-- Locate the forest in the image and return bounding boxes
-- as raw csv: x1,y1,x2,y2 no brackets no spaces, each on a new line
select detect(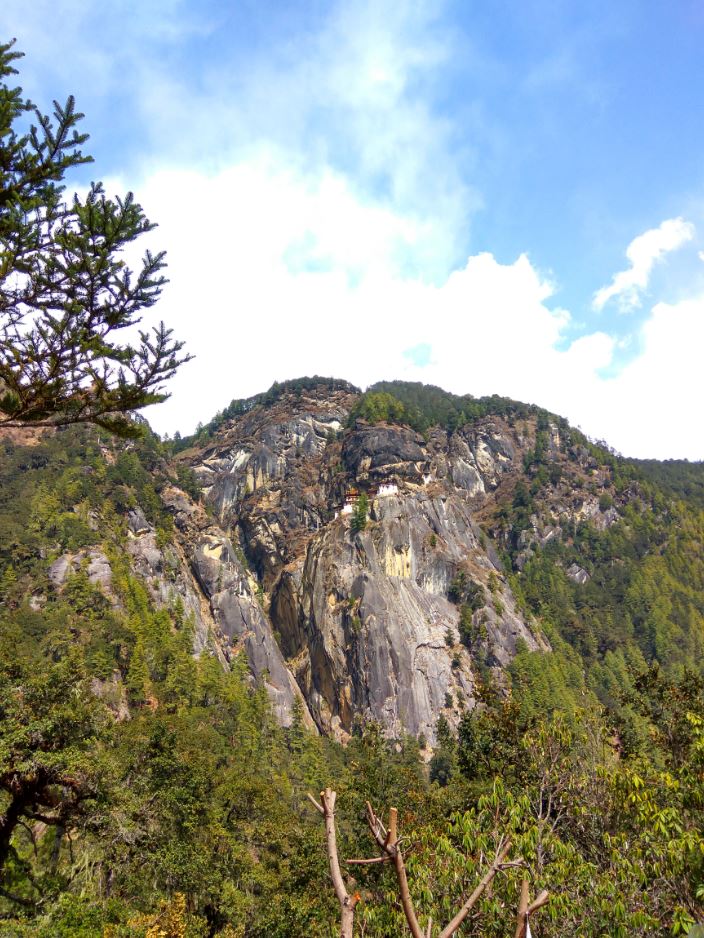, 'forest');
0,406,703,936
